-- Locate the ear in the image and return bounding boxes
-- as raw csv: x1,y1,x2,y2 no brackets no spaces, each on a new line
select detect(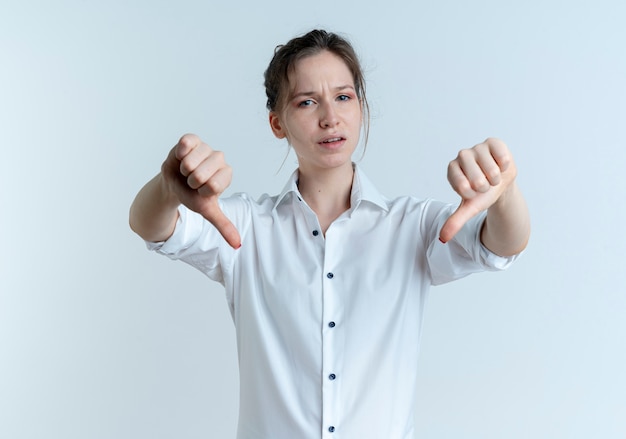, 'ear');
269,112,287,139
